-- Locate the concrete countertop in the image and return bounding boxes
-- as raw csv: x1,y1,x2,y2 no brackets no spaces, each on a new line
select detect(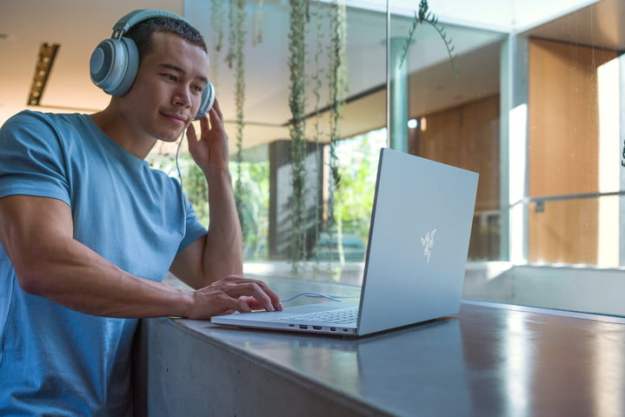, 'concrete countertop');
136,276,625,417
